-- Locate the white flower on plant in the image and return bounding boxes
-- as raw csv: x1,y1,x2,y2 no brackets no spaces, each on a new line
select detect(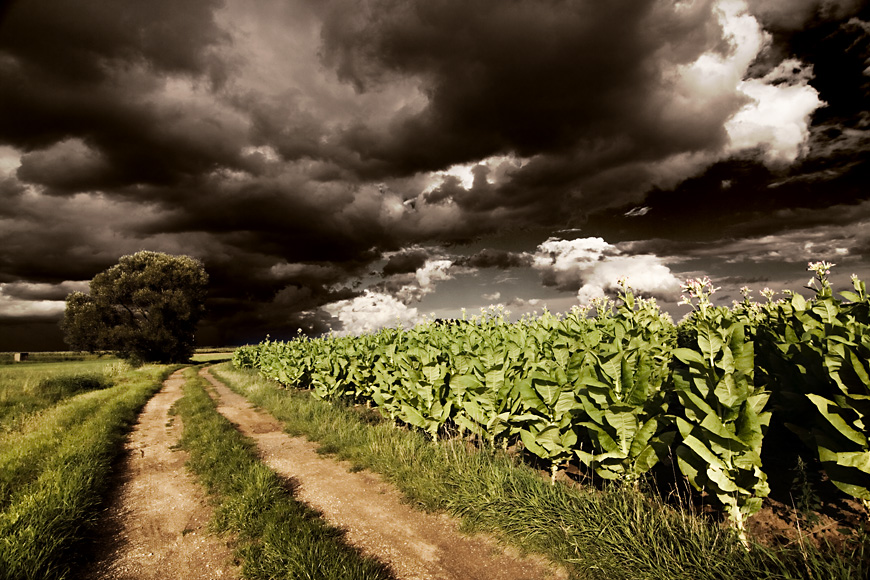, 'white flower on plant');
679,276,722,315
807,261,835,278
